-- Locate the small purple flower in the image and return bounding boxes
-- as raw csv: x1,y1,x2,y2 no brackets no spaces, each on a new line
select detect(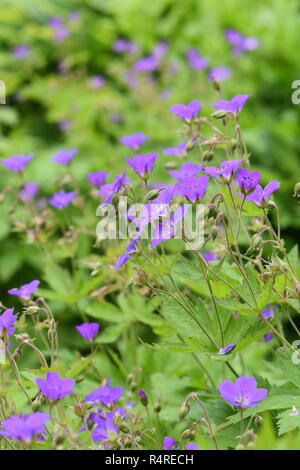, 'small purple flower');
204,159,243,183
169,162,203,181
237,181,281,208
8,280,40,300
186,443,199,450
151,205,188,248
0,412,50,444
89,75,106,89
261,305,275,320
114,39,139,54
13,44,30,59
76,322,100,342
164,437,177,450
0,309,18,339
219,376,268,408
120,132,148,150
49,190,76,209
163,142,188,157
225,29,260,56
90,409,125,442
263,332,273,343
209,67,231,82
85,379,124,406
170,100,203,121
175,175,209,203
68,11,81,23
36,372,76,402
52,148,78,165
152,41,169,61
138,390,148,406
125,153,158,179
211,94,252,115
202,252,219,262
88,171,108,188
20,182,39,202
186,48,209,70
114,237,140,269
49,18,70,42
1,154,34,172
236,168,261,195
135,56,158,73
98,171,131,205
219,344,236,355
58,119,72,132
